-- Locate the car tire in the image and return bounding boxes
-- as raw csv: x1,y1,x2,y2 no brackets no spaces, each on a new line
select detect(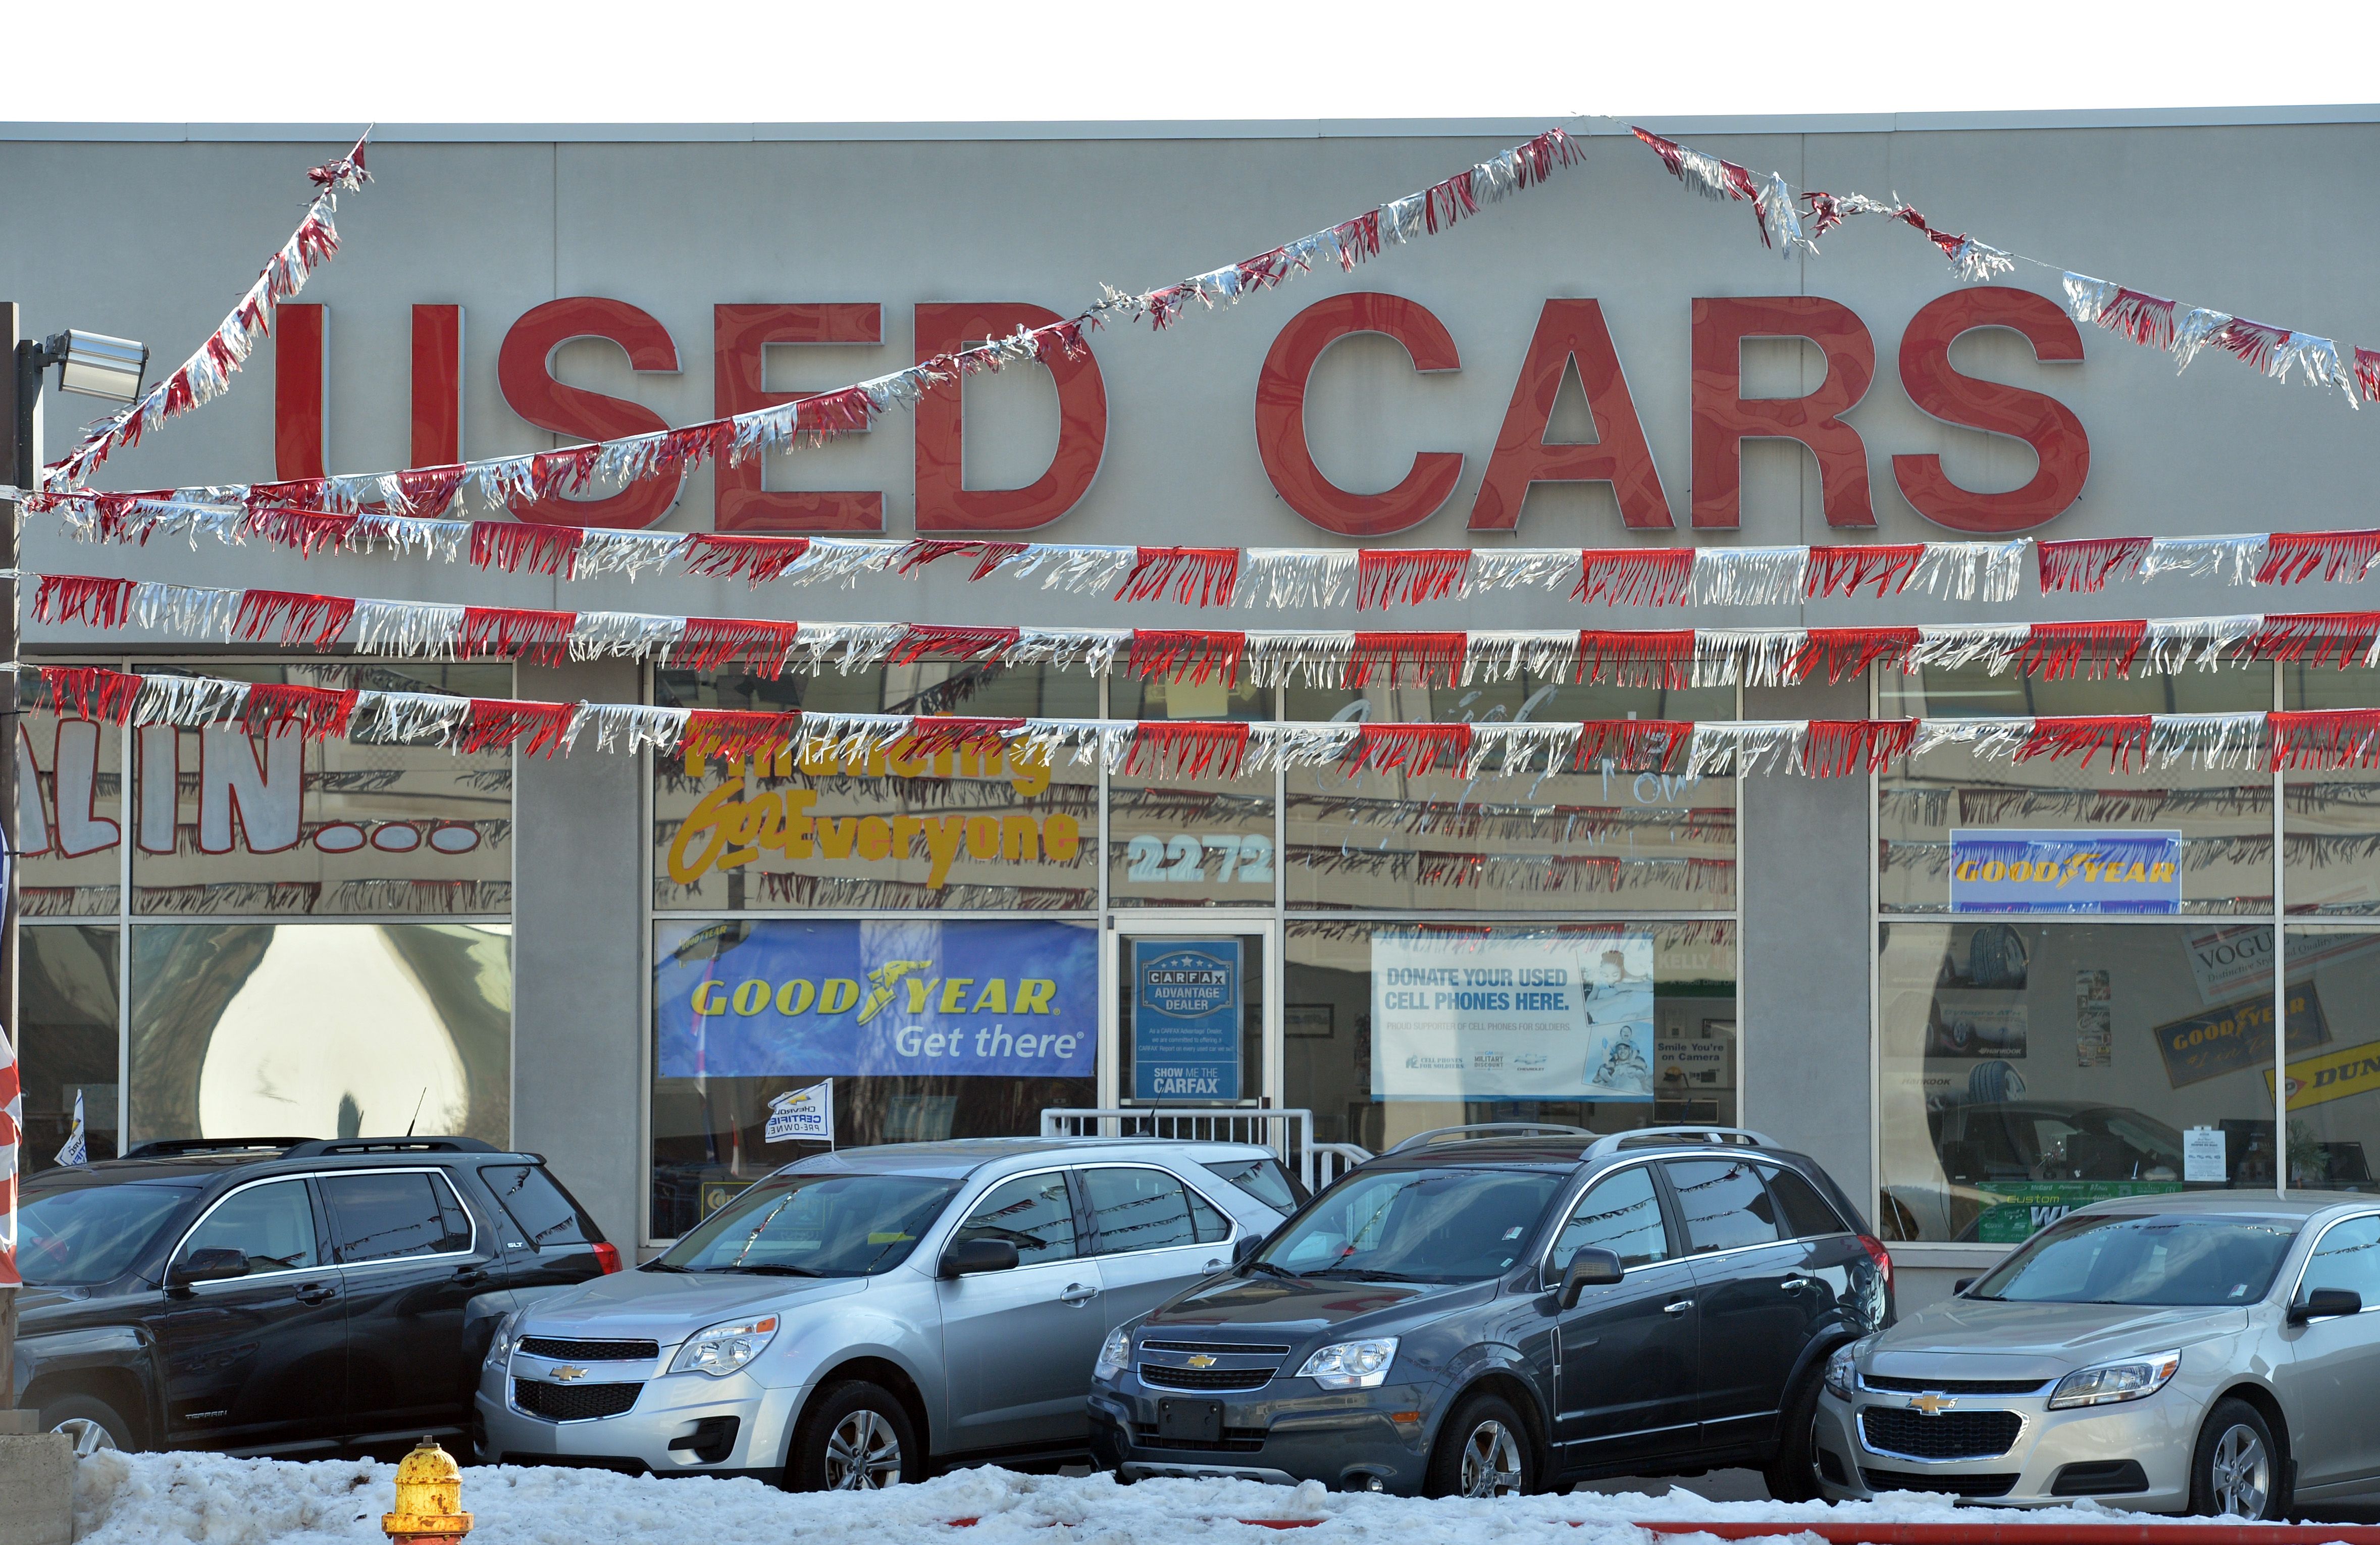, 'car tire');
788,1381,917,1493
2189,1398,2285,1520
40,1393,136,1456
1762,1365,1826,1503
1425,1390,1535,1500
